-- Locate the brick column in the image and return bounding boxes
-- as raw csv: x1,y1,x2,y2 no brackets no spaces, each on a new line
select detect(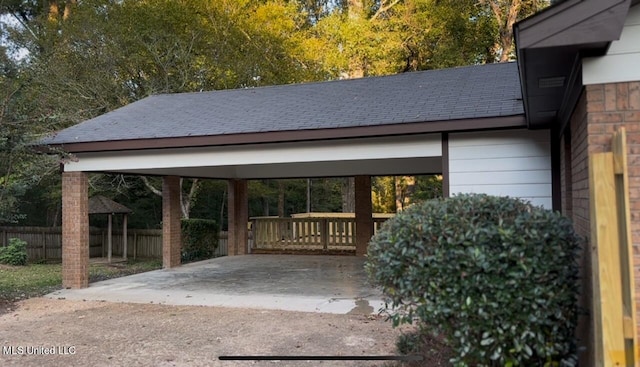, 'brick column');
355,175,373,256
62,171,89,289
228,179,248,255
162,176,181,268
